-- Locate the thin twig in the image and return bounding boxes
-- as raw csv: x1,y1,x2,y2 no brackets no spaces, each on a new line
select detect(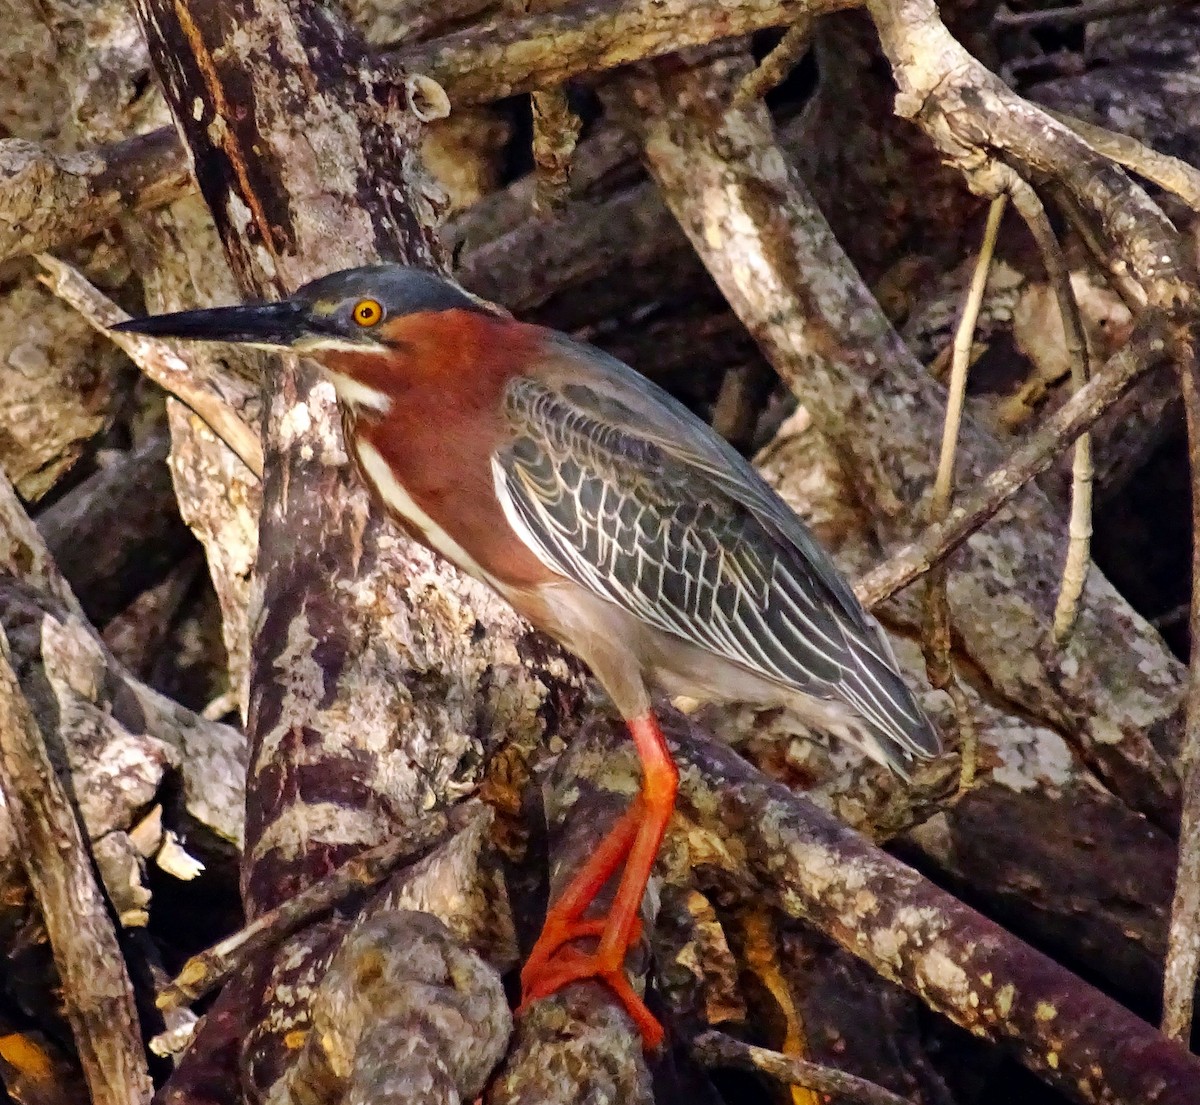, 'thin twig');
1006,174,1093,642
924,195,1005,789
157,803,483,1011
694,1031,913,1105
35,254,265,480
855,315,1172,608
1163,332,1200,1042
1046,108,1200,215
0,633,153,1105
930,196,1007,519
732,19,814,106
995,0,1177,29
